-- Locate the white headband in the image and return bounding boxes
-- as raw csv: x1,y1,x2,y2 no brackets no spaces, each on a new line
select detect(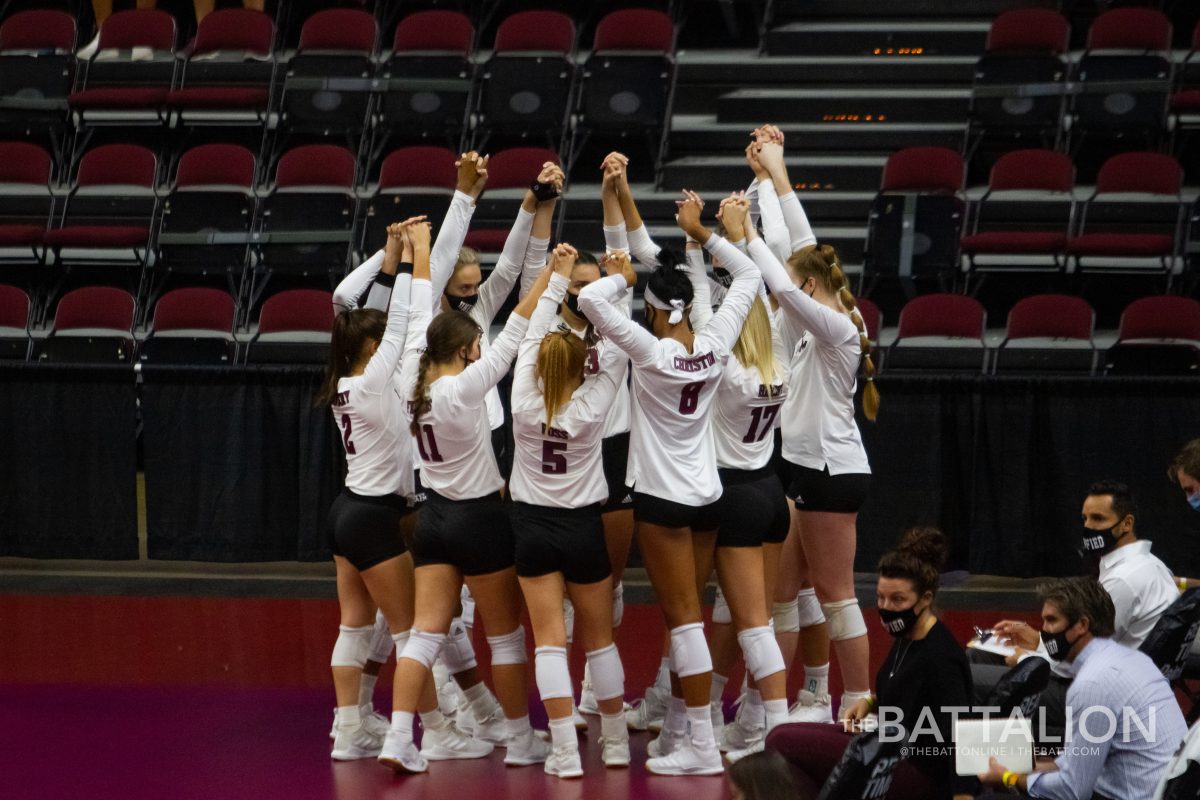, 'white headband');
643,286,687,325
